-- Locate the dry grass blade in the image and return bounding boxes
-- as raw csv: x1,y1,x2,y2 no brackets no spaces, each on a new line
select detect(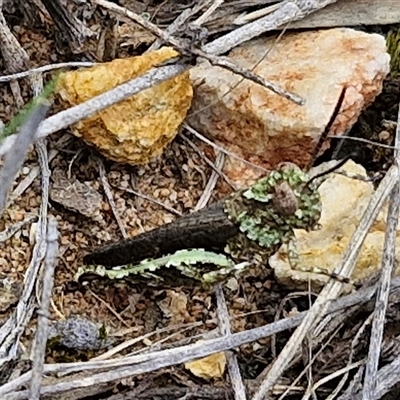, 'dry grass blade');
97,158,128,238
0,62,95,82
0,101,49,217
362,98,400,397
194,151,224,211
29,216,59,400
215,284,247,400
